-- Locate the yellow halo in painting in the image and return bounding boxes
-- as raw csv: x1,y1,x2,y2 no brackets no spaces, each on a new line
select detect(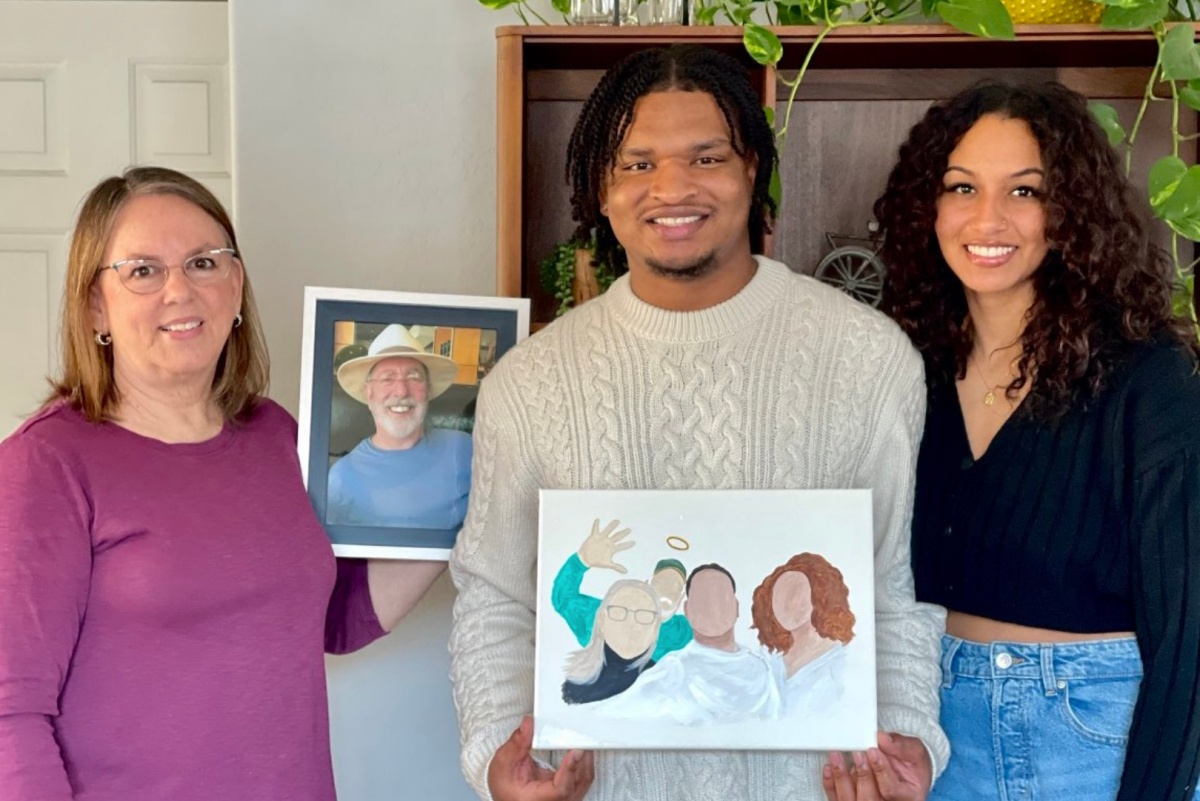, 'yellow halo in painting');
666,535,690,551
